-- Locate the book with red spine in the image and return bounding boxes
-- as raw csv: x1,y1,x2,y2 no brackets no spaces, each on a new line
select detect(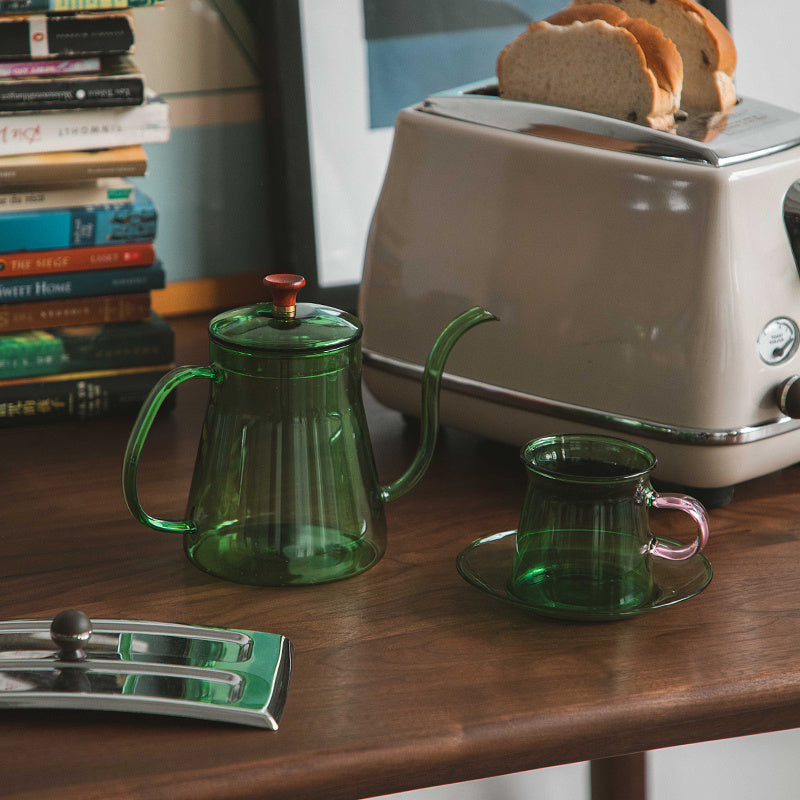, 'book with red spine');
0,242,155,276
